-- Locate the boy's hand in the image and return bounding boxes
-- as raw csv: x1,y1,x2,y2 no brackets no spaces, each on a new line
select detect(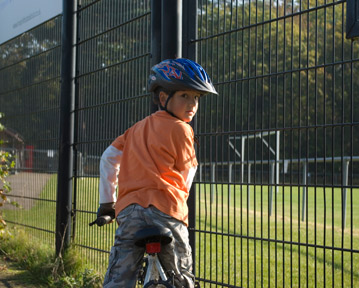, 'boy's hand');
97,202,116,219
